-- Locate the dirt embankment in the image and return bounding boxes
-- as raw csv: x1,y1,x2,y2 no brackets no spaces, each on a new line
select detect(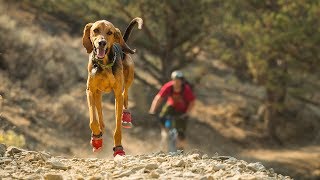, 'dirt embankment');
0,144,292,180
